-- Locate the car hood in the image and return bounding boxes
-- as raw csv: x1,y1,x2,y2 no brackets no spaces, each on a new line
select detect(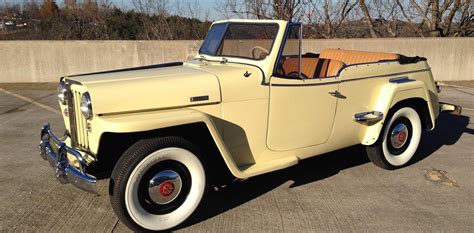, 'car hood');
66,63,221,115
